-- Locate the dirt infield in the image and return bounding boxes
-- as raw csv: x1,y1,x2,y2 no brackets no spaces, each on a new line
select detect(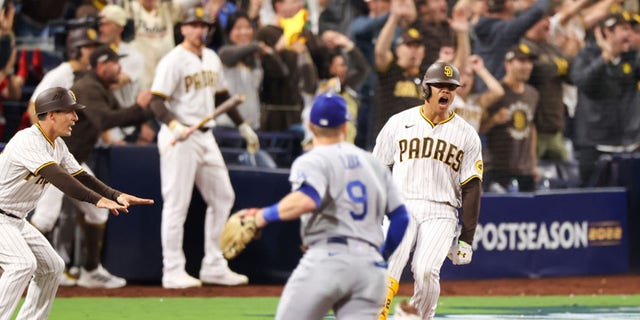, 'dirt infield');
56,274,640,297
